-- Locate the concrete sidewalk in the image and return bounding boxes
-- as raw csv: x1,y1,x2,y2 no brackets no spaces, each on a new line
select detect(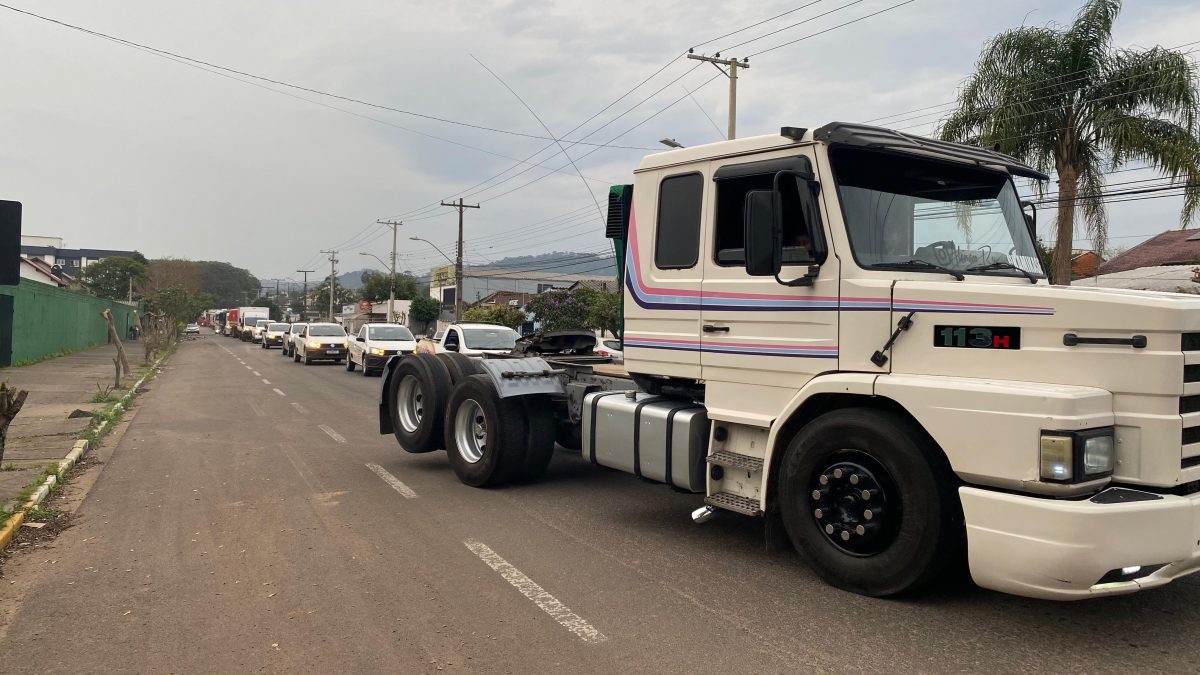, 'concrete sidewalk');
0,342,136,511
